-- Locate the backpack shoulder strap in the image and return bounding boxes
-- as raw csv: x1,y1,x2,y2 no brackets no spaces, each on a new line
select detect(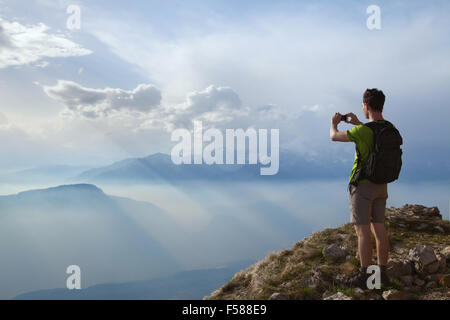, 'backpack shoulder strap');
363,121,393,150
364,120,393,134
